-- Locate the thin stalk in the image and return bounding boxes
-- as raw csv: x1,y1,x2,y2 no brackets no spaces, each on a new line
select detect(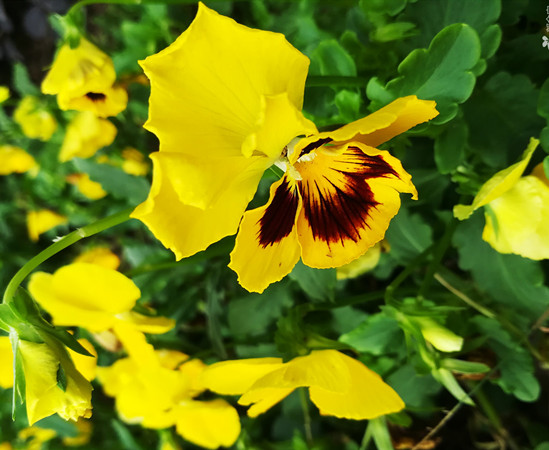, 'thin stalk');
299,388,313,446
2,208,133,304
